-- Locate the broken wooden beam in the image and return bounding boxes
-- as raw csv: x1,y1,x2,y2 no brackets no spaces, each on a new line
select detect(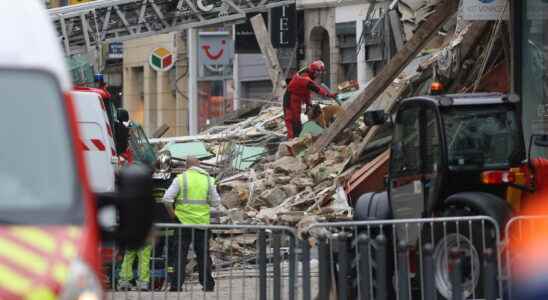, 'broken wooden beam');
309,0,458,153
151,124,170,138
250,14,287,102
